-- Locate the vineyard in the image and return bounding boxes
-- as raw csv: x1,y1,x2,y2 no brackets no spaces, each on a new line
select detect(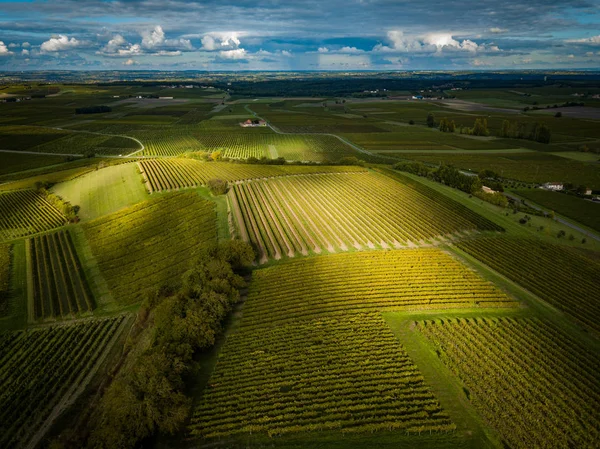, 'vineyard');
83,191,217,305
0,190,66,242
418,317,600,448
231,172,503,261
142,134,204,156
0,316,129,449
456,237,600,333
29,132,139,156
140,131,356,161
240,249,517,327
27,230,93,320
137,159,367,193
191,248,517,440
191,313,456,438
0,125,68,151
397,152,600,190
0,243,10,316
